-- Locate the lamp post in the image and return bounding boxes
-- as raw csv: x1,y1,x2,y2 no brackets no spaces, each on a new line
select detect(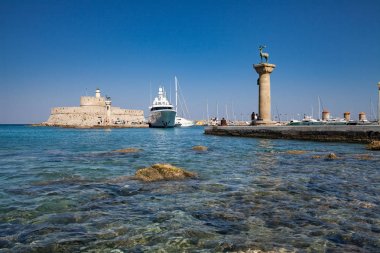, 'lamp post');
377,82,380,124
